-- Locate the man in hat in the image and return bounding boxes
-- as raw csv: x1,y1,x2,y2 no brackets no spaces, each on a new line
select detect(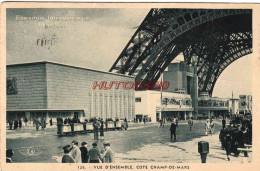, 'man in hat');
6,149,14,163
88,143,101,163
80,142,89,163
102,142,115,163
71,141,82,163
170,119,177,140
62,145,75,163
